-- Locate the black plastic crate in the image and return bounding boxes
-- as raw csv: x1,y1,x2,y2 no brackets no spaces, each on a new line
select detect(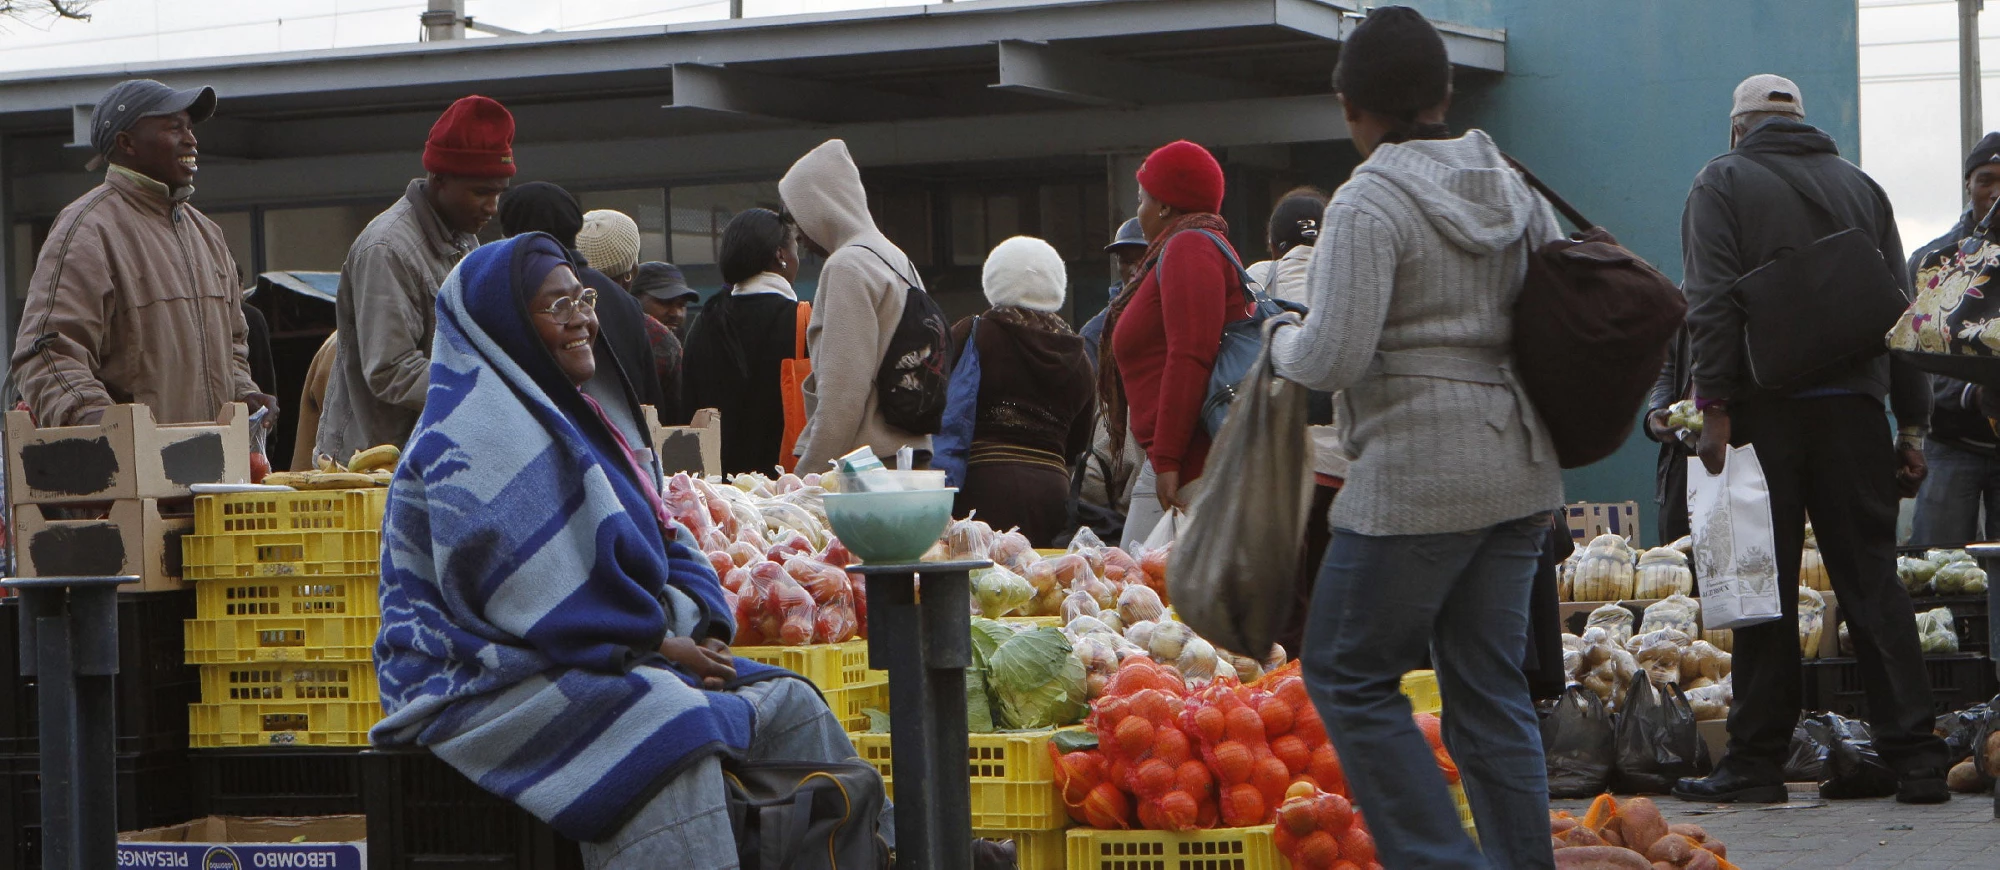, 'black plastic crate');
1806,653,2000,719
0,749,193,870
192,747,365,817
361,748,584,869
1,590,200,756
